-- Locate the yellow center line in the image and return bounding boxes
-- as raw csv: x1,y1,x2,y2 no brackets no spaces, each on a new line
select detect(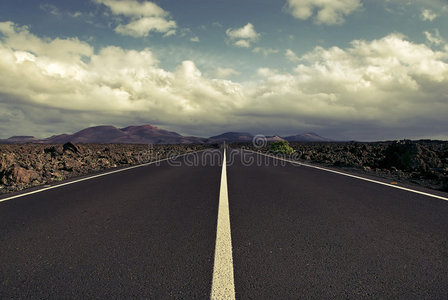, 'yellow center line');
211,149,236,299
